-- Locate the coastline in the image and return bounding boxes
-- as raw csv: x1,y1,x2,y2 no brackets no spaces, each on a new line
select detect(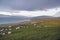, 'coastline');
0,19,30,27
